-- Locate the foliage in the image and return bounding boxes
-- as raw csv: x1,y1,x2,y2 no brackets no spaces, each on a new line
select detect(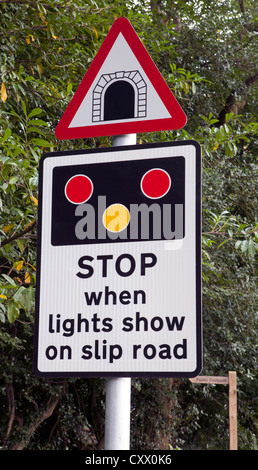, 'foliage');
0,0,257,451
